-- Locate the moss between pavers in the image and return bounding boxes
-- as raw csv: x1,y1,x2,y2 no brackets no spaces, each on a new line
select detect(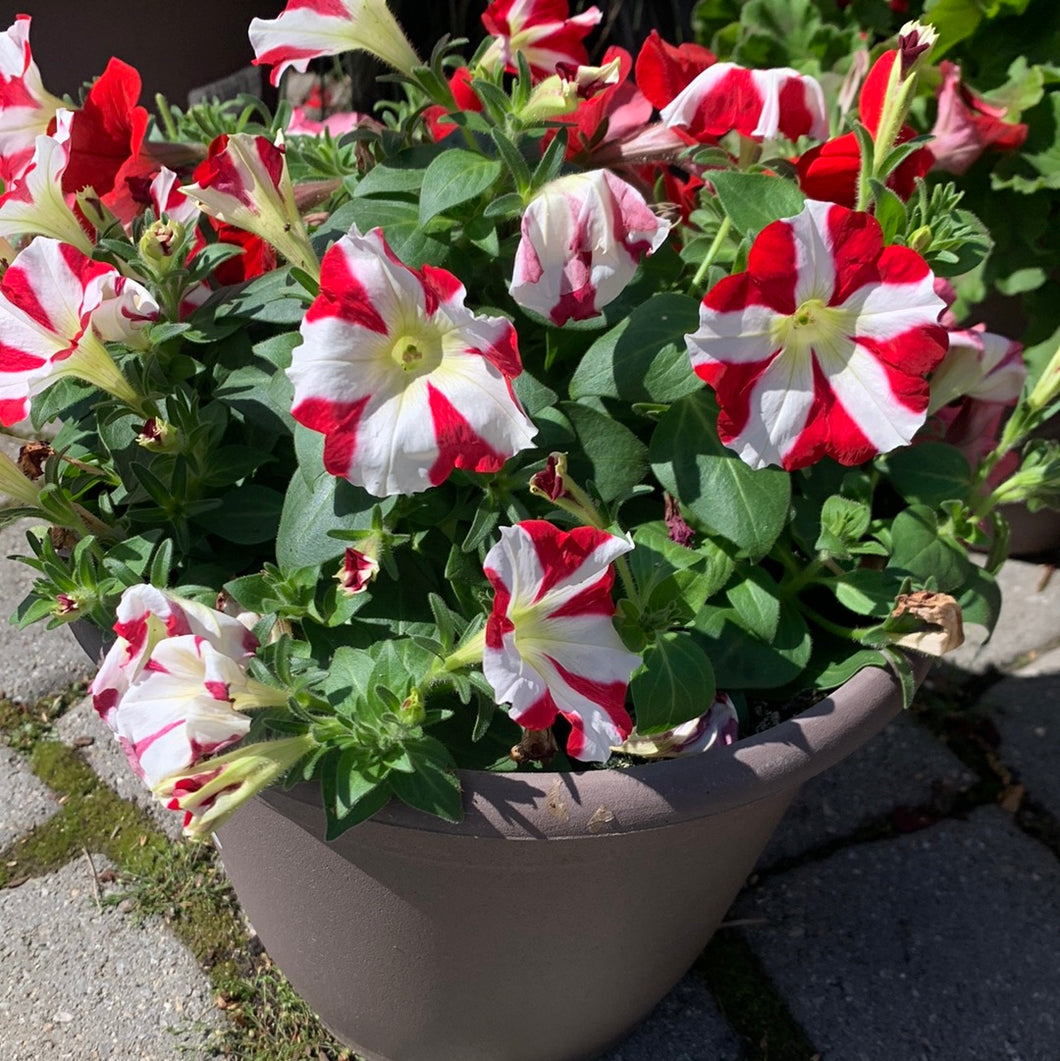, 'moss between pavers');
1,695,356,1061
